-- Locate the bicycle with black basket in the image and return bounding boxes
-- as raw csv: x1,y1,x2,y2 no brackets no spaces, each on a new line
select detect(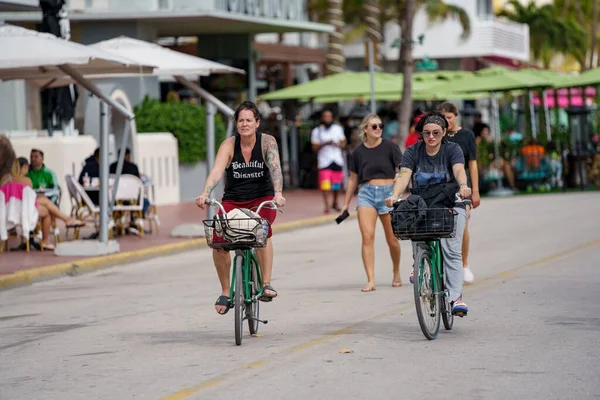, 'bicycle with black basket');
202,198,280,346
390,194,471,340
